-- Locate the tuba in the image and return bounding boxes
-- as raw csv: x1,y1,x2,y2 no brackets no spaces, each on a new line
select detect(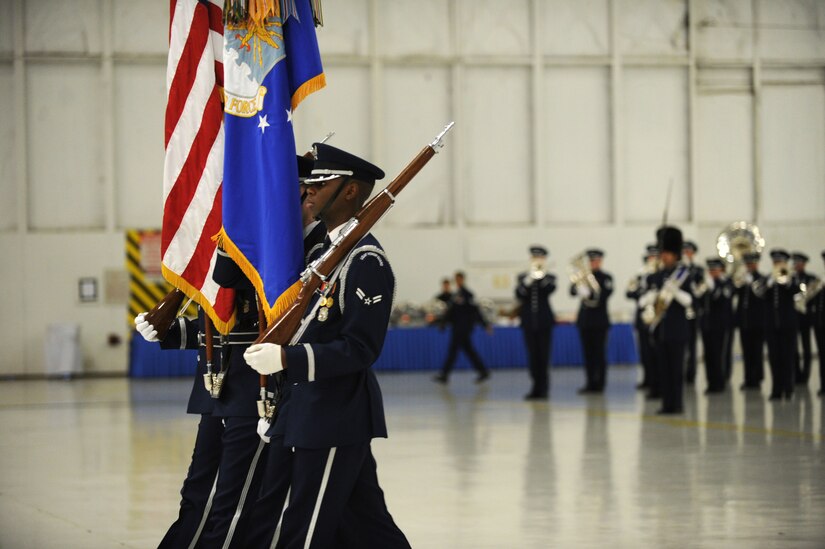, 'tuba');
716,222,766,287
